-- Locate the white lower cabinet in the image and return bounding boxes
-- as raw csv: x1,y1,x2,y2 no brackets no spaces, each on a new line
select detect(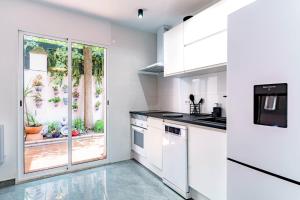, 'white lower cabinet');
146,126,163,170
145,117,164,170
188,125,227,200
